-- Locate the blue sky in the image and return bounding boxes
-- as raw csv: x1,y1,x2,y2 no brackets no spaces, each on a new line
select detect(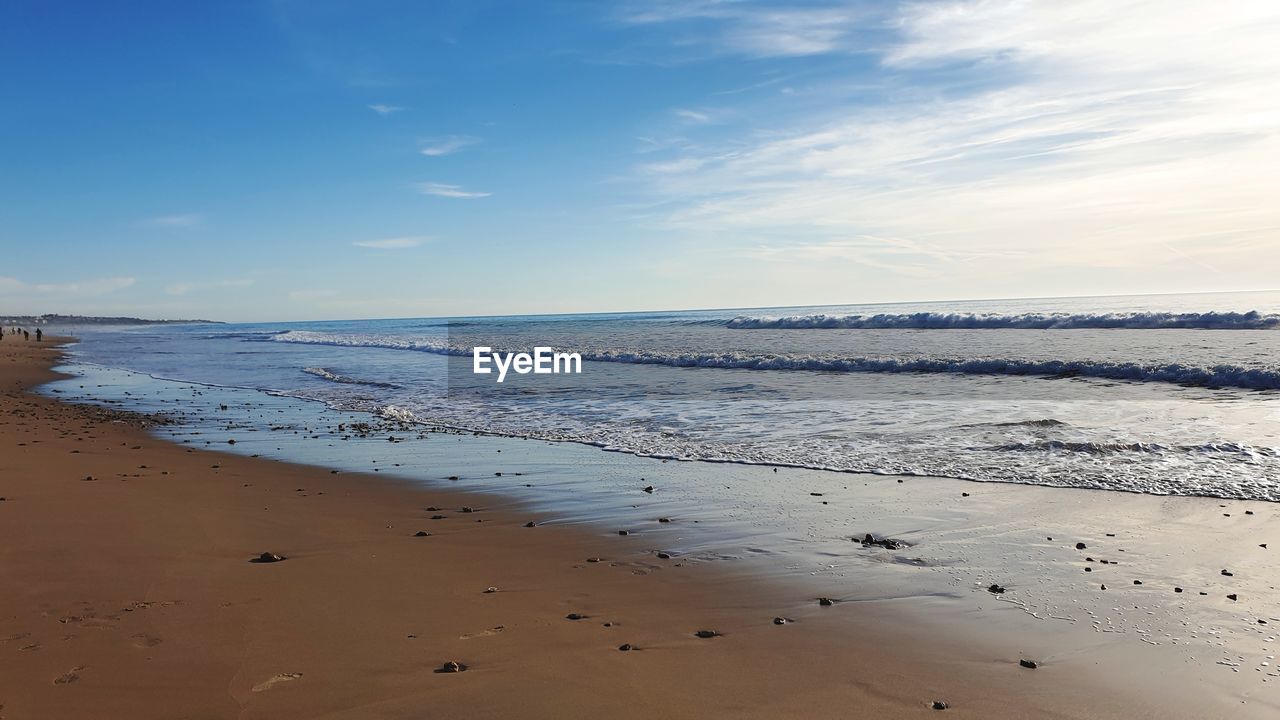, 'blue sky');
2,1,1278,321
